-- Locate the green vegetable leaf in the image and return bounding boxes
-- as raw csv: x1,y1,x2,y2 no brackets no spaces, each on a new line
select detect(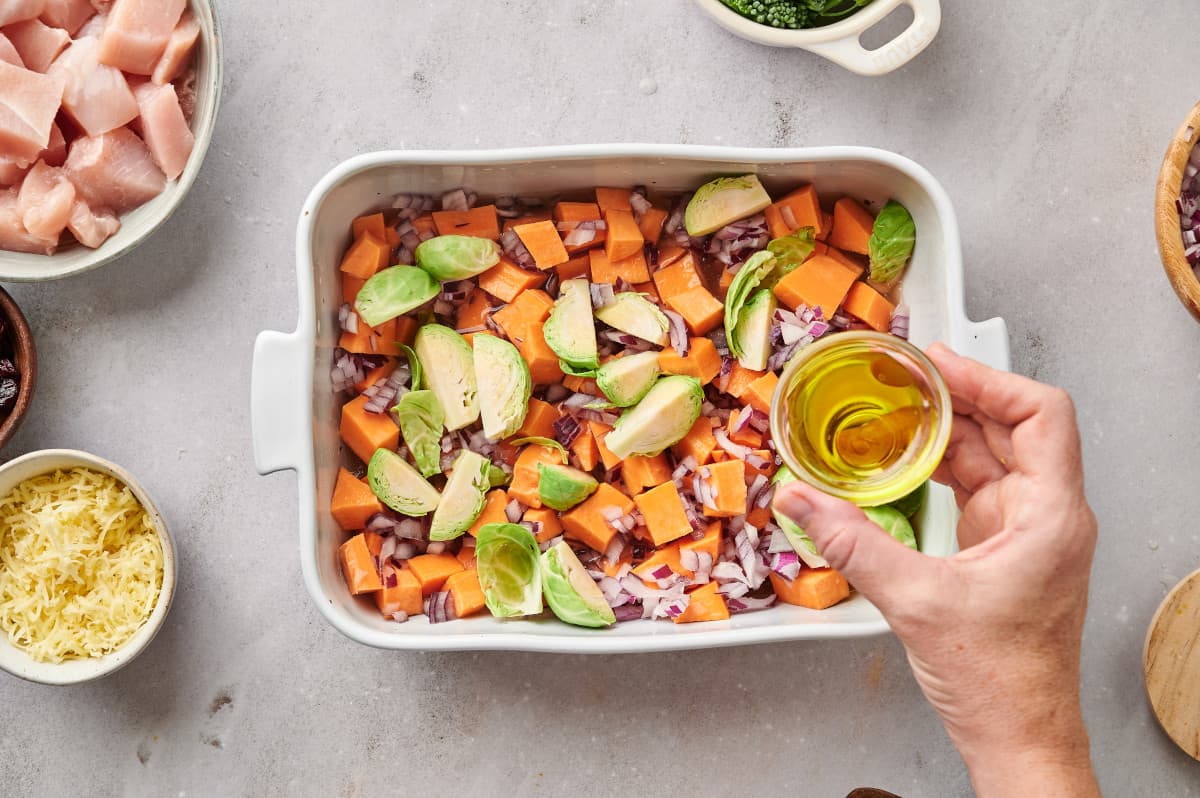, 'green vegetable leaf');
724,251,779,359
558,361,597,378
508,436,570,465
868,200,916,284
476,523,543,617
487,464,512,488
765,226,816,285
399,344,423,391
392,390,444,478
